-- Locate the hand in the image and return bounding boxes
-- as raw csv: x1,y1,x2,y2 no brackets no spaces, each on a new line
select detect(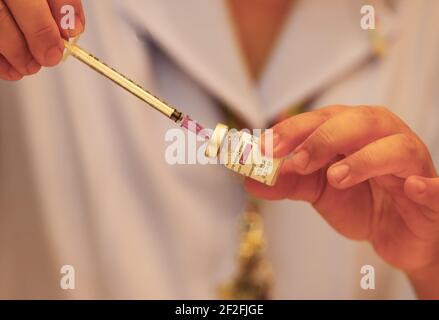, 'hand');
245,105,439,298
0,0,85,81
